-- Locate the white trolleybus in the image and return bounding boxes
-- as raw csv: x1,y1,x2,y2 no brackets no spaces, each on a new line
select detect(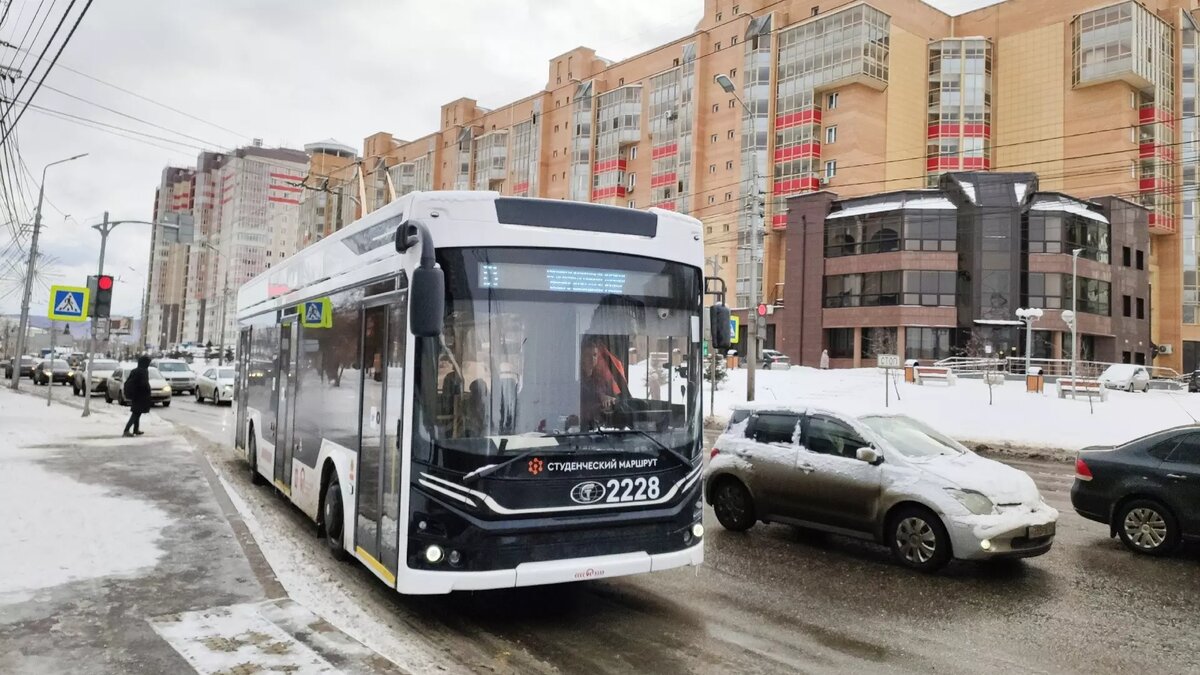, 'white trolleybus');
233,191,730,594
